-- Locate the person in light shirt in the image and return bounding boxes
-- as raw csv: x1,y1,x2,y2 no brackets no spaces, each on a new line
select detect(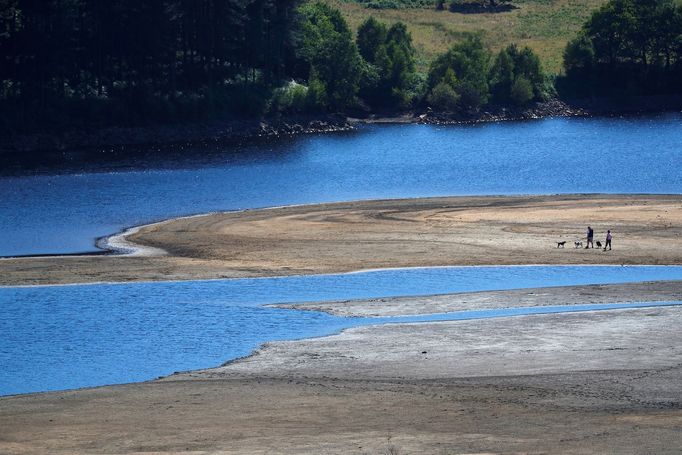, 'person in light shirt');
604,230,612,251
